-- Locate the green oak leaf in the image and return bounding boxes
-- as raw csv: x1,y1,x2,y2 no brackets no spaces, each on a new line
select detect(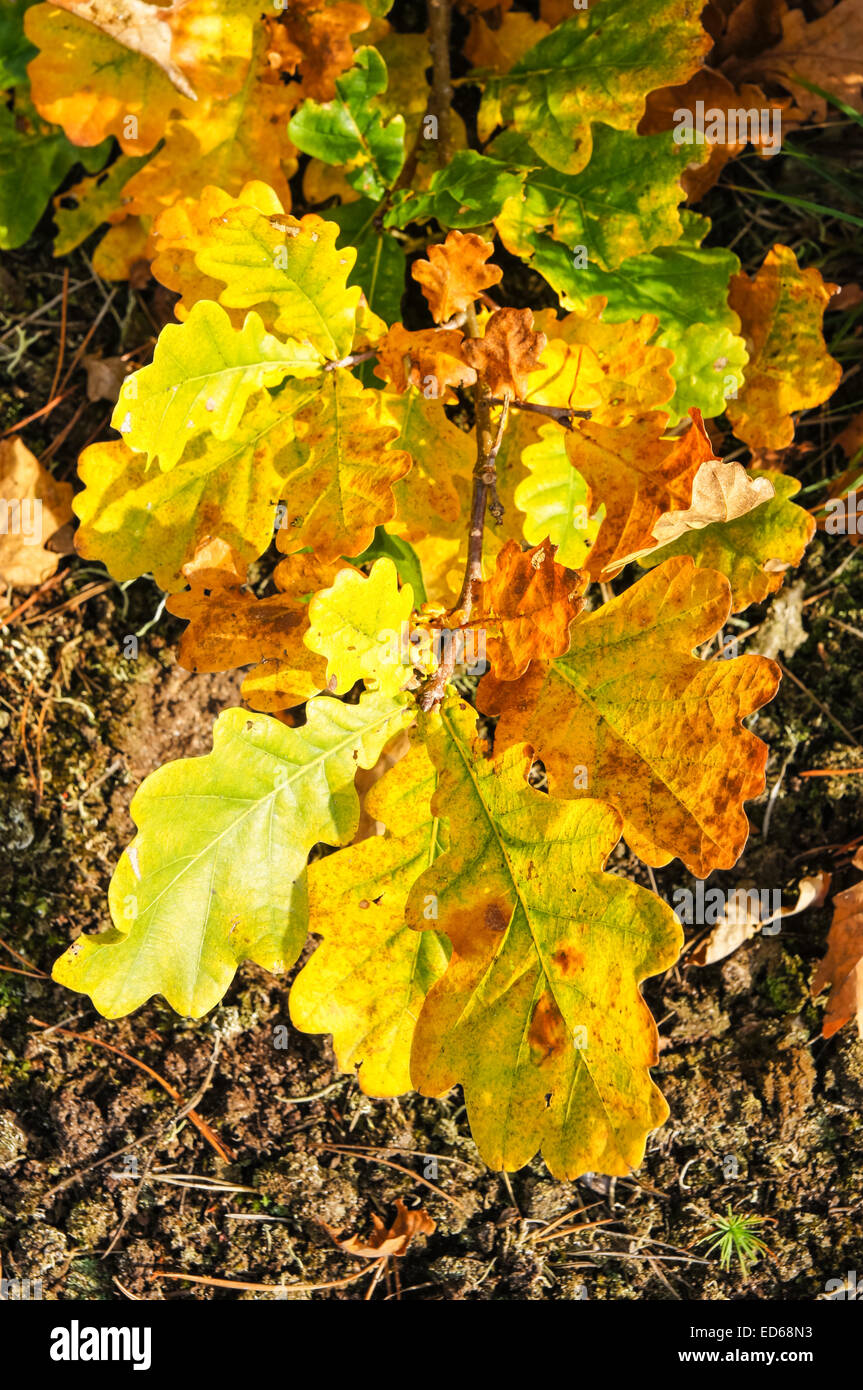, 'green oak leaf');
0,0,37,87
493,126,703,273
530,213,748,420
485,0,710,176
112,300,324,471
329,197,406,337
52,694,413,1019
384,150,525,231
289,48,405,201
0,93,110,249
